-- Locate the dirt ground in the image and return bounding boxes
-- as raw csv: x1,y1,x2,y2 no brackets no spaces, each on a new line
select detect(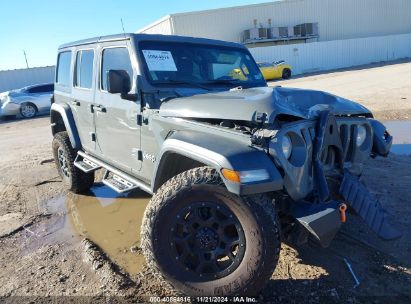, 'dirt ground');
1,62,411,303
